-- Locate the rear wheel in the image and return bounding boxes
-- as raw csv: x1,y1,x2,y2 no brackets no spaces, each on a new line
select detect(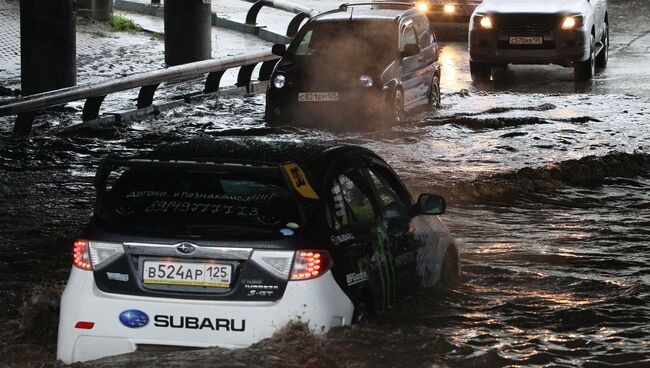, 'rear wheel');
595,23,609,68
470,61,491,82
574,35,596,81
428,76,441,110
353,294,377,325
440,245,461,287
